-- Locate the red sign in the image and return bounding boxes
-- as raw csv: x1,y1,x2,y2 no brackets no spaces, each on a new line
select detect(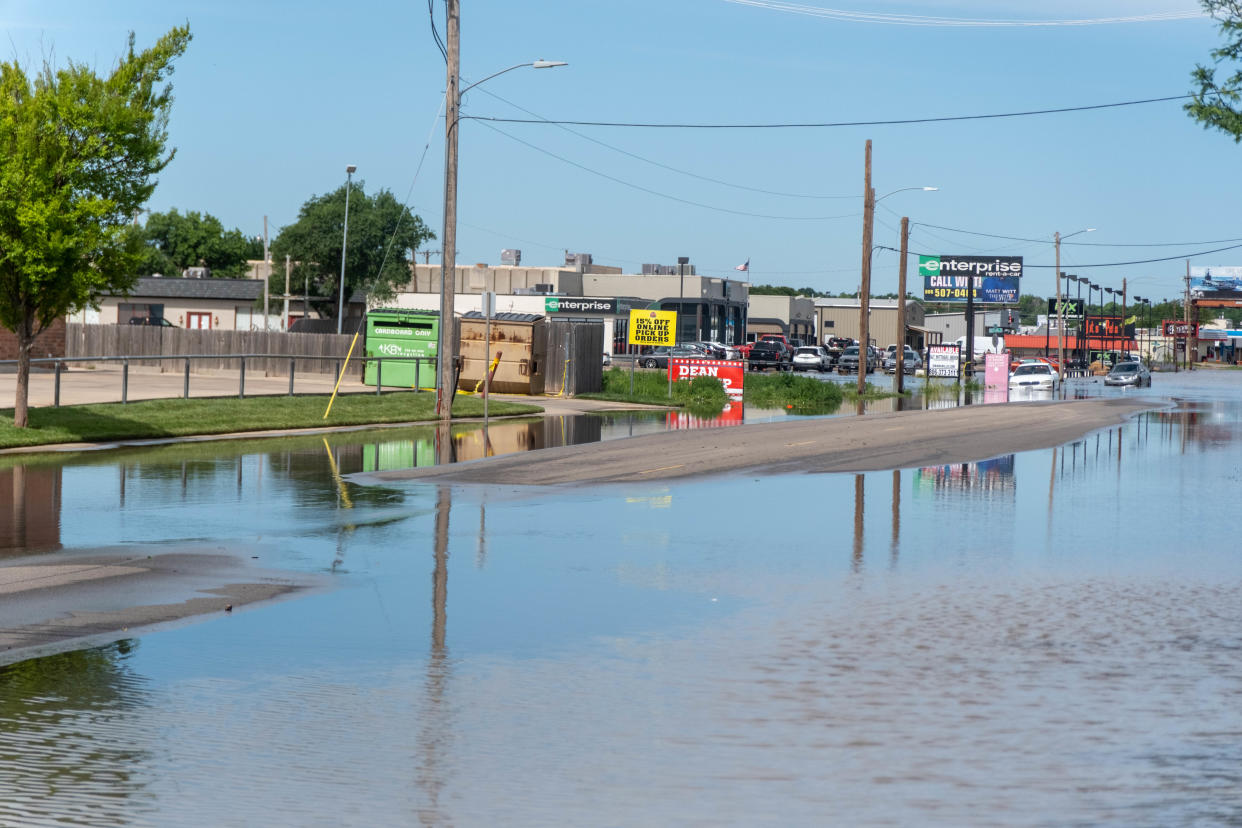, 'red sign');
668,358,744,399
1162,320,1198,338
666,401,745,429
